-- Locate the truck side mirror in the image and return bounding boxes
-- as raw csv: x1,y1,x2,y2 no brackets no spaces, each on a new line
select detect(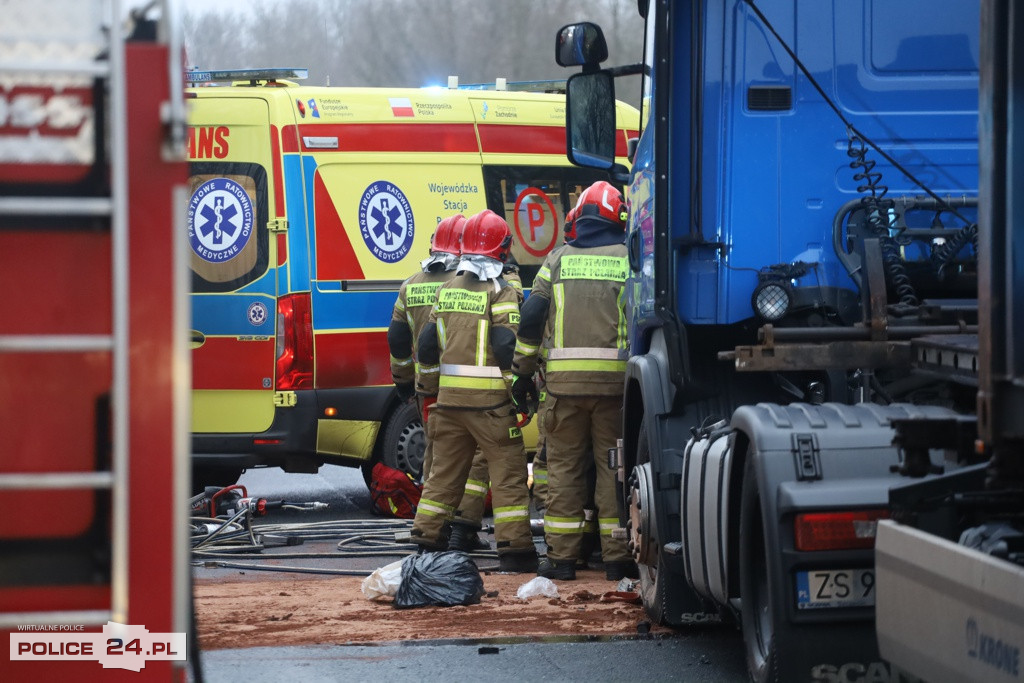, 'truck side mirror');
556,22,609,68
627,136,639,163
566,70,617,170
